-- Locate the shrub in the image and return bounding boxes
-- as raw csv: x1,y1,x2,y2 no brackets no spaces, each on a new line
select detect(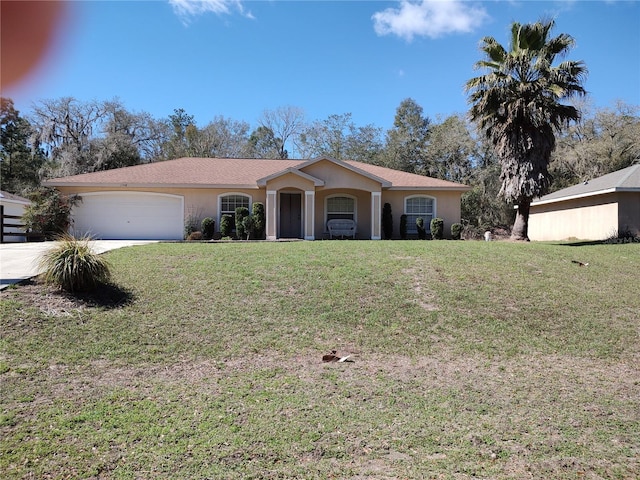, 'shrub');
184,215,199,239
220,214,233,237
22,188,79,240
235,207,250,239
38,235,111,292
451,223,463,240
187,231,203,241
430,218,444,240
416,217,427,240
242,215,254,240
382,203,393,239
251,202,265,239
201,217,215,240
400,215,407,240
461,224,485,240
604,229,640,244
